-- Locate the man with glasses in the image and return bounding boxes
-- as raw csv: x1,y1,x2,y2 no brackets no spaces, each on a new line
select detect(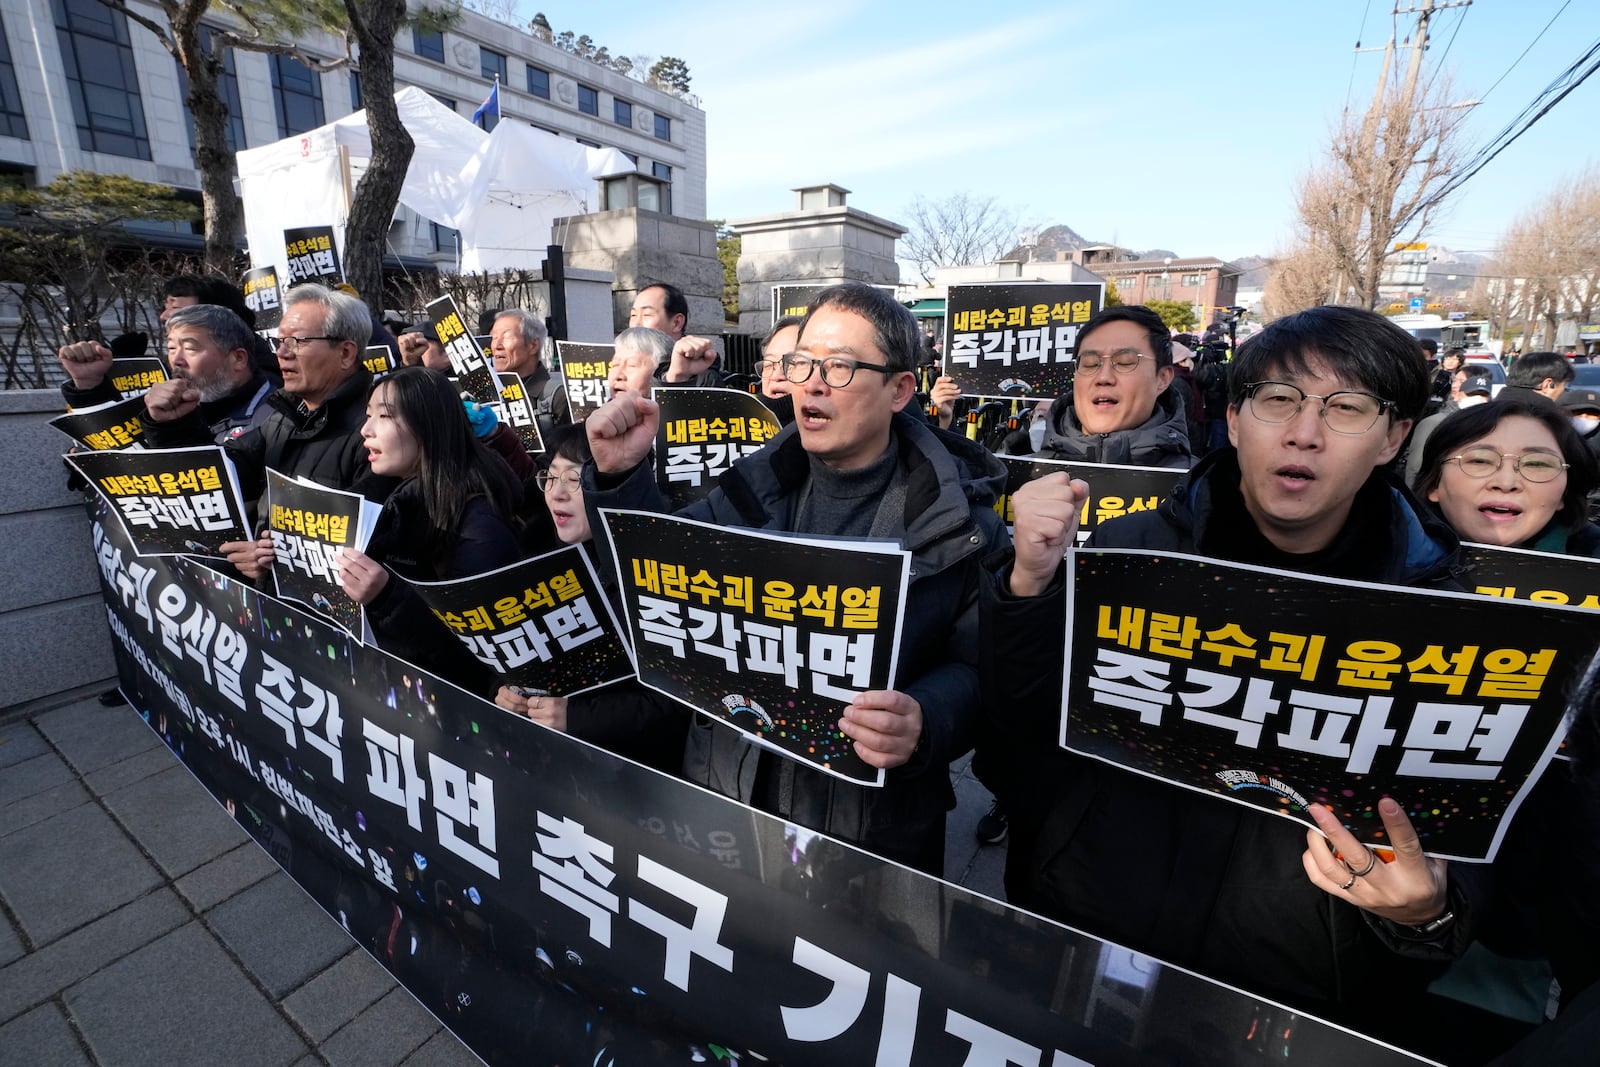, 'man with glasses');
977,305,1471,1040
582,282,1009,875
1033,304,1193,468
143,283,386,575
